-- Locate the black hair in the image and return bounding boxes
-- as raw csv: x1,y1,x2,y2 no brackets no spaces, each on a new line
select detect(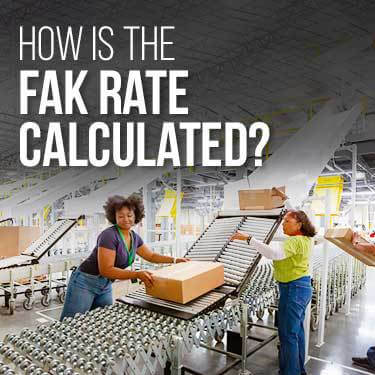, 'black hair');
103,194,145,224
